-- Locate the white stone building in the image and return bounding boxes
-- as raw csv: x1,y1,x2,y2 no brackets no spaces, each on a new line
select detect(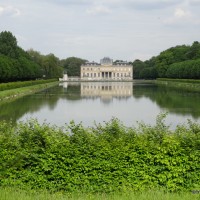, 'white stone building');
80,57,133,81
